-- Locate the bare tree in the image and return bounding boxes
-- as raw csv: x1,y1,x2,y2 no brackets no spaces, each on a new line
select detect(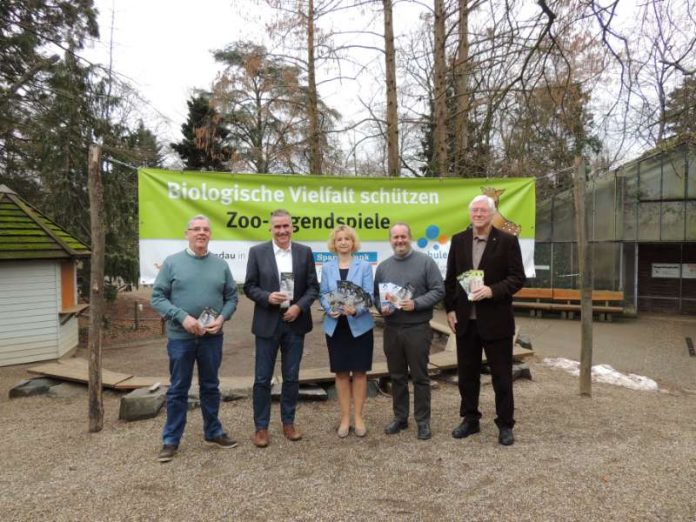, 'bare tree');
383,0,400,176
452,0,472,176
432,0,449,177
